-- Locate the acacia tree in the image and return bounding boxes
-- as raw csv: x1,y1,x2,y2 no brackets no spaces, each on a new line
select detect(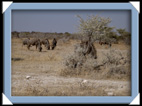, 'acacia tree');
117,28,126,36
117,28,131,44
77,15,114,42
